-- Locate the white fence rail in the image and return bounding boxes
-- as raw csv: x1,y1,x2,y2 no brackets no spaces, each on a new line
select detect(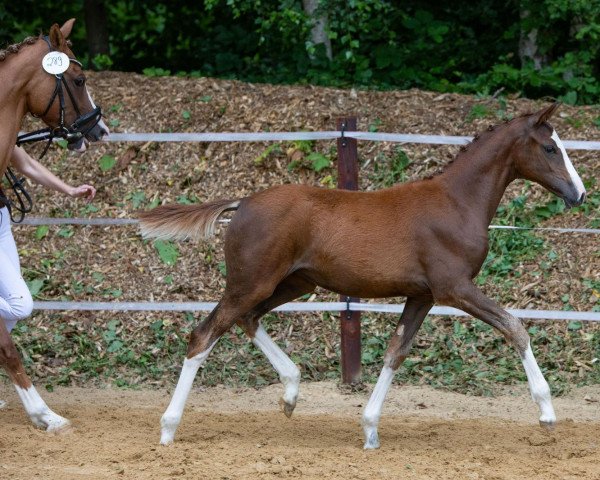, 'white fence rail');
22,129,600,321
32,300,600,322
